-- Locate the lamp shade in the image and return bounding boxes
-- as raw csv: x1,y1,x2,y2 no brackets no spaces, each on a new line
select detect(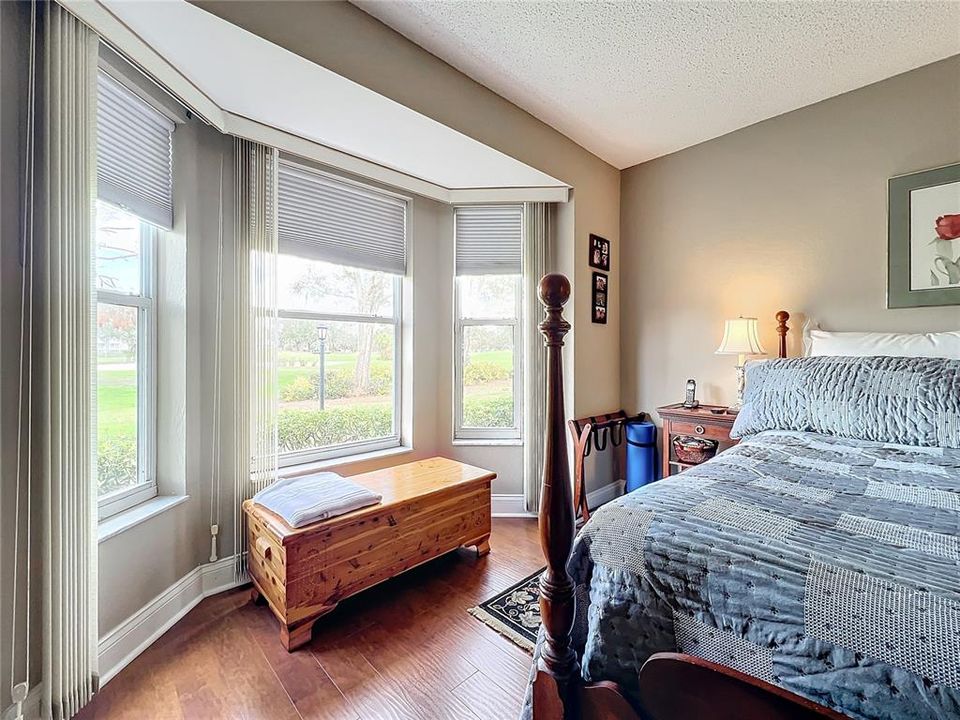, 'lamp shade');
715,317,766,356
